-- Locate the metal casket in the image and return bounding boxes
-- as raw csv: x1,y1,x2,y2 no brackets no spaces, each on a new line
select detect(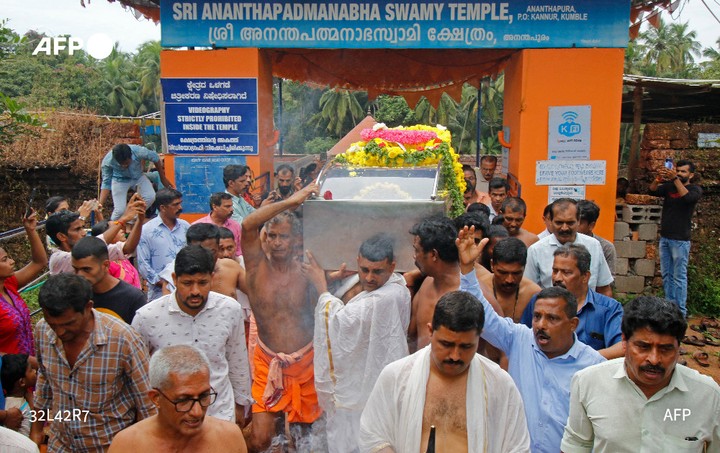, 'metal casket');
303,164,446,272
